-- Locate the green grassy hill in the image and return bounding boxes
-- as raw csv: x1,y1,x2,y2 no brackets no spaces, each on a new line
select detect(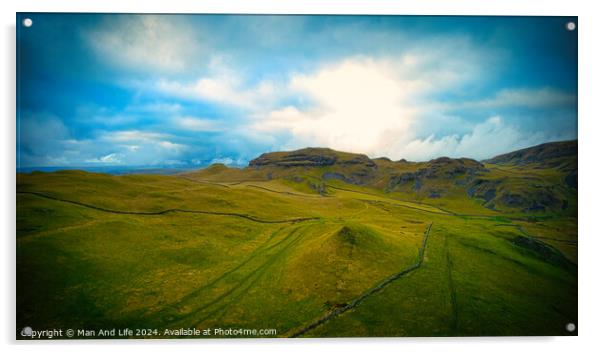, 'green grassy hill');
16,141,577,338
